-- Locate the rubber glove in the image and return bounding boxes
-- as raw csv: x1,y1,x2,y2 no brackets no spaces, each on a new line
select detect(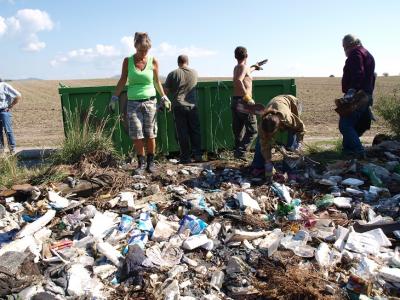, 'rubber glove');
161,95,172,111
108,95,119,112
243,94,255,105
343,88,356,103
